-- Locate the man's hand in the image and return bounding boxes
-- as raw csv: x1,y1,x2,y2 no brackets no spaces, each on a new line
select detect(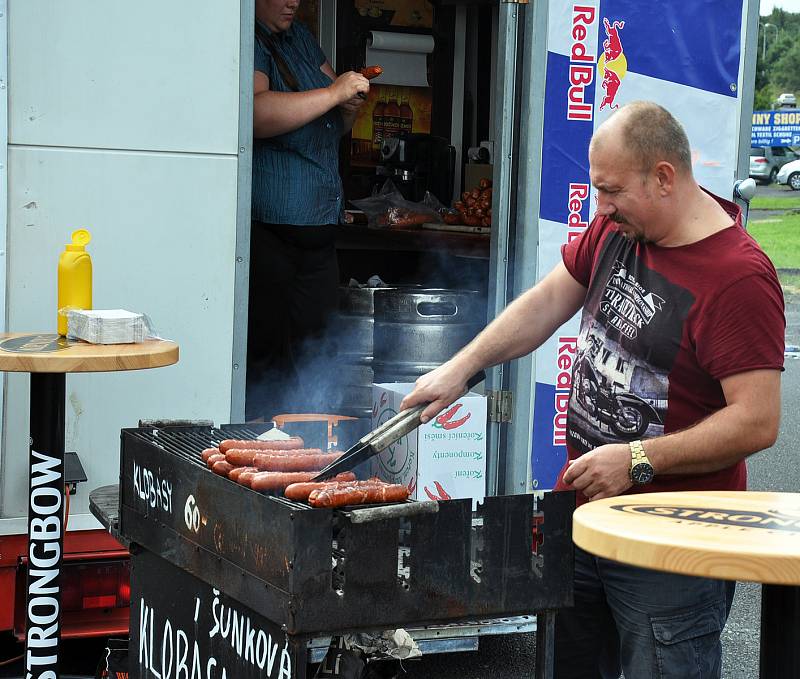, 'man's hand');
399,360,474,423
561,443,632,501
